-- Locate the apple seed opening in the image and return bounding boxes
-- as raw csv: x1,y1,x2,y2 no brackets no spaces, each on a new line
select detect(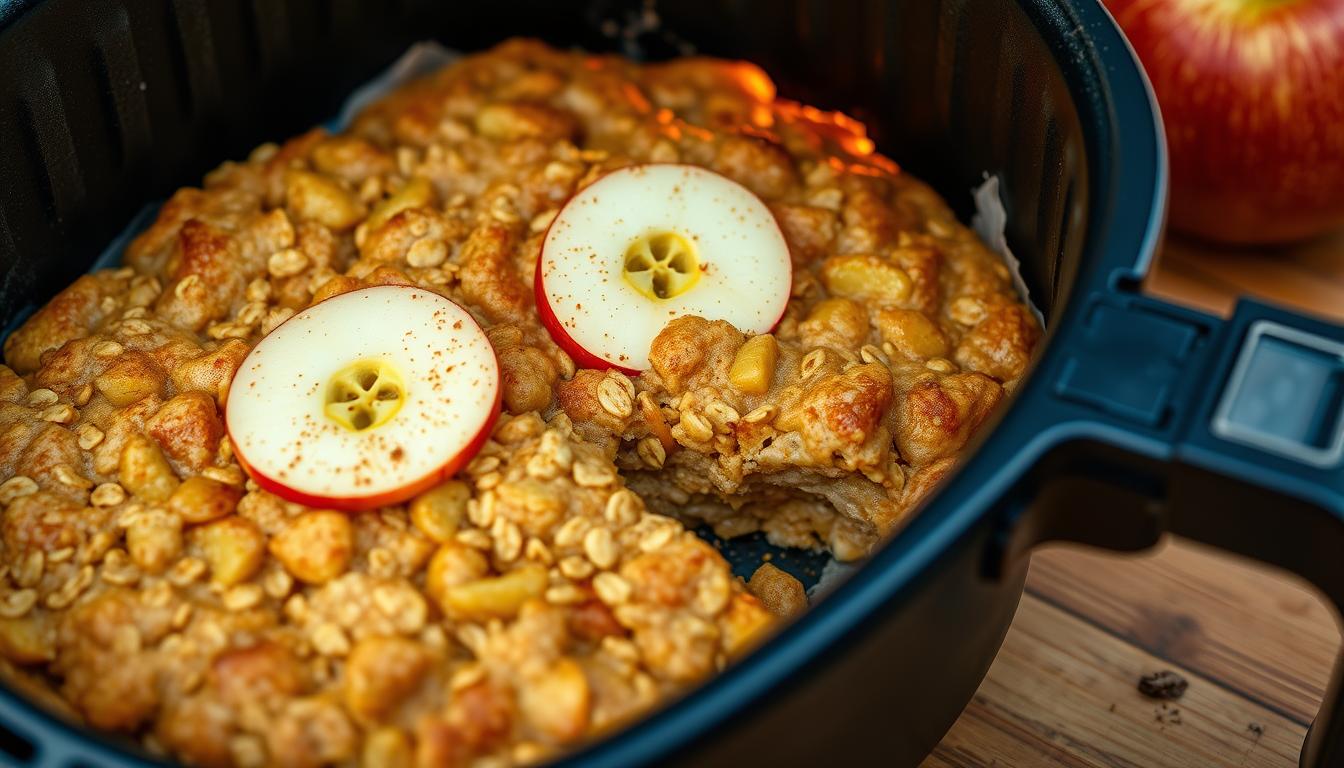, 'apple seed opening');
622,230,701,300
324,359,406,432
